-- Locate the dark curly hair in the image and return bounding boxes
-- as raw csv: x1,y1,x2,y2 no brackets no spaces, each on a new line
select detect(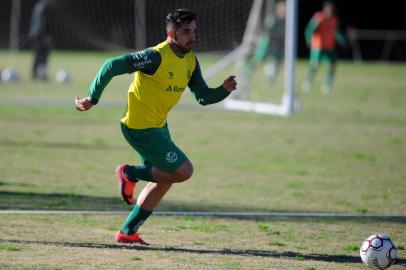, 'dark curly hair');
166,8,196,30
